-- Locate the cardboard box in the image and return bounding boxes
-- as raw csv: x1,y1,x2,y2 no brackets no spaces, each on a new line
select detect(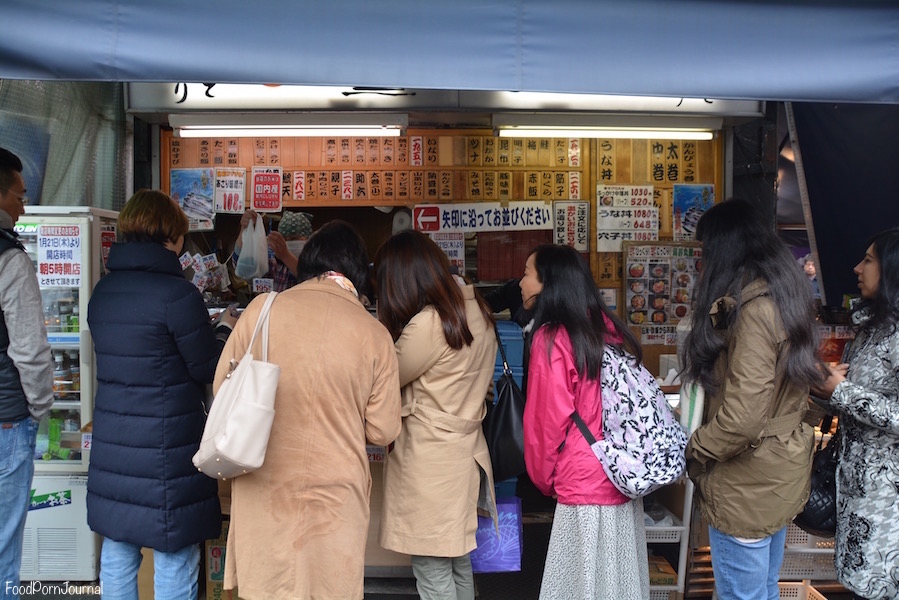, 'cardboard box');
647,554,677,586
206,520,242,600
